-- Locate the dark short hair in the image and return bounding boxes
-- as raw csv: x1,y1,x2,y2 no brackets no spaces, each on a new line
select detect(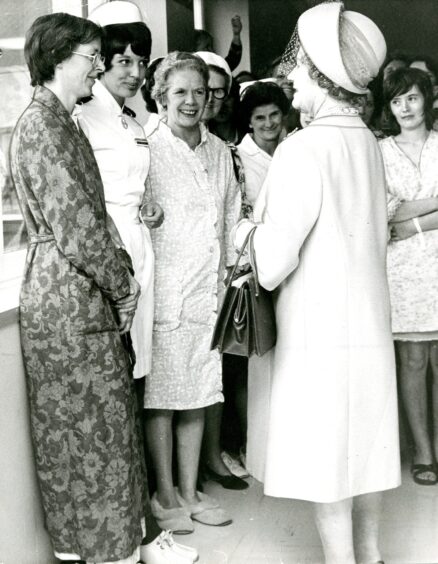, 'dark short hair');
152,51,209,108
383,51,411,71
240,81,290,133
303,50,365,107
101,22,152,71
141,56,164,113
25,12,102,87
383,67,434,133
410,54,438,83
194,29,213,51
